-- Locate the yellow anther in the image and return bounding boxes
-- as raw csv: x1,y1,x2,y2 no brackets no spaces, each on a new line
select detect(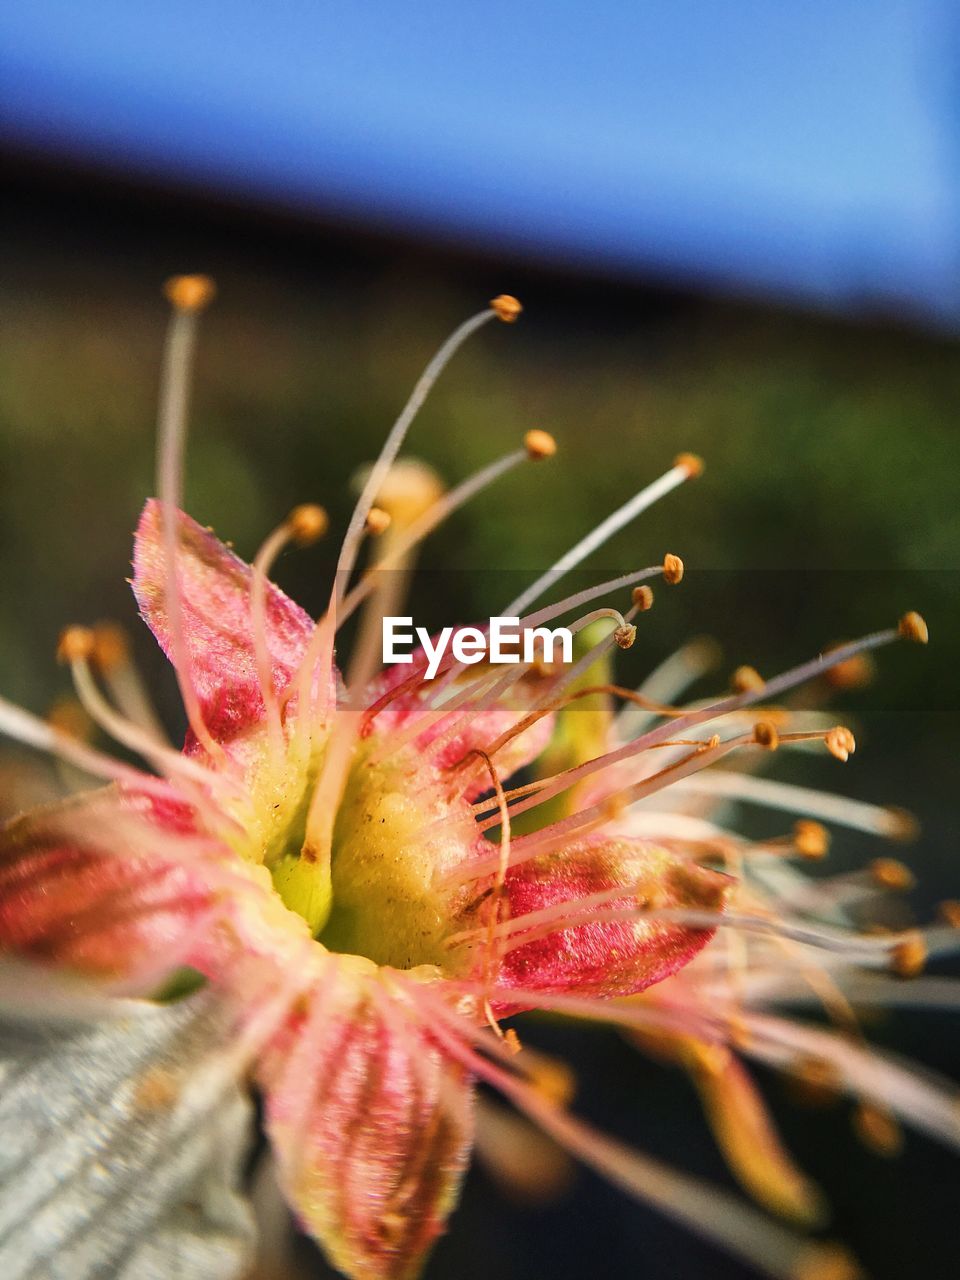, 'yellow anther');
503,1028,523,1056
674,452,704,478
527,1058,576,1109
853,1101,902,1158
163,274,216,313
662,553,684,585
793,819,830,860
937,899,960,929
56,626,95,665
613,623,637,650
897,611,929,644
287,503,329,546
753,720,779,750
732,664,765,693
631,584,654,611
490,294,523,323
90,622,129,671
45,696,93,741
890,931,926,978
825,726,856,762
823,652,875,690
883,806,919,842
792,1244,867,1280
365,507,392,536
870,857,915,892
523,429,556,460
